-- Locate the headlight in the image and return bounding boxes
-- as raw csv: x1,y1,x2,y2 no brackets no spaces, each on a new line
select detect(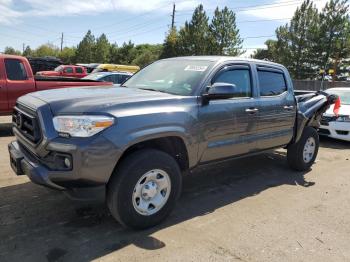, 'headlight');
53,115,114,137
336,115,350,122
